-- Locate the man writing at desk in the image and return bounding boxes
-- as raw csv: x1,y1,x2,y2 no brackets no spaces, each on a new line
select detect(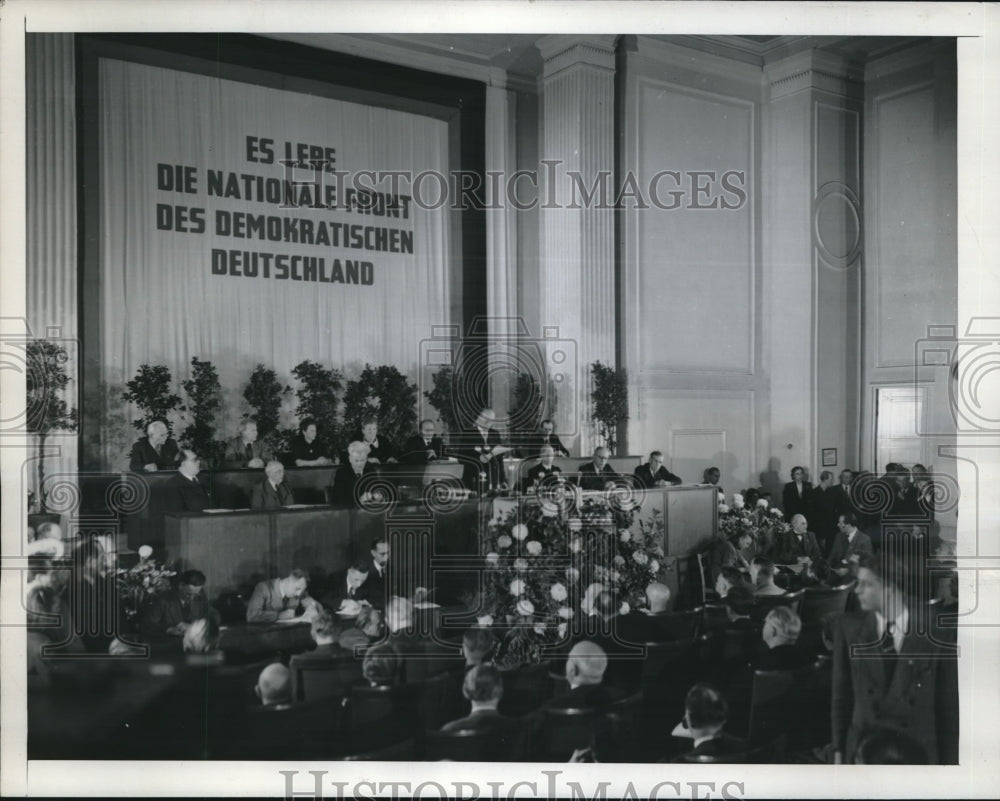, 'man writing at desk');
246,568,320,623
574,447,619,491
633,450,682,489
